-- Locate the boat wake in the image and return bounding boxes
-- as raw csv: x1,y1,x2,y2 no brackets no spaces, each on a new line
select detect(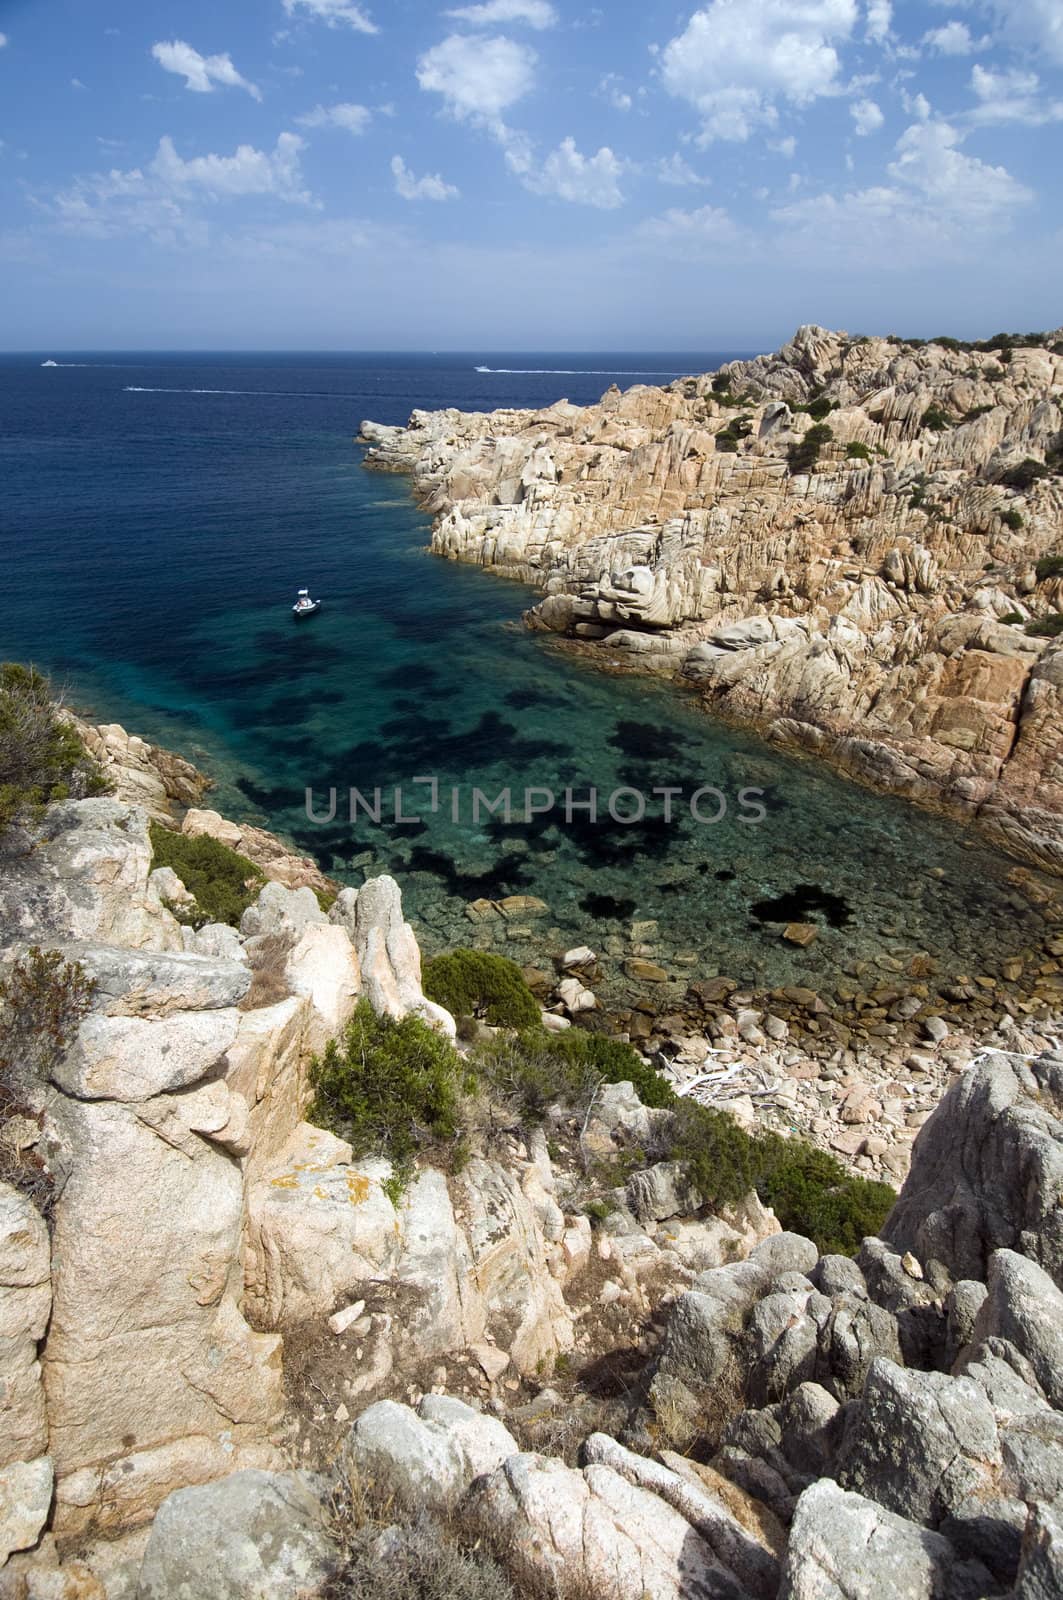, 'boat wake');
123,385,344,397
